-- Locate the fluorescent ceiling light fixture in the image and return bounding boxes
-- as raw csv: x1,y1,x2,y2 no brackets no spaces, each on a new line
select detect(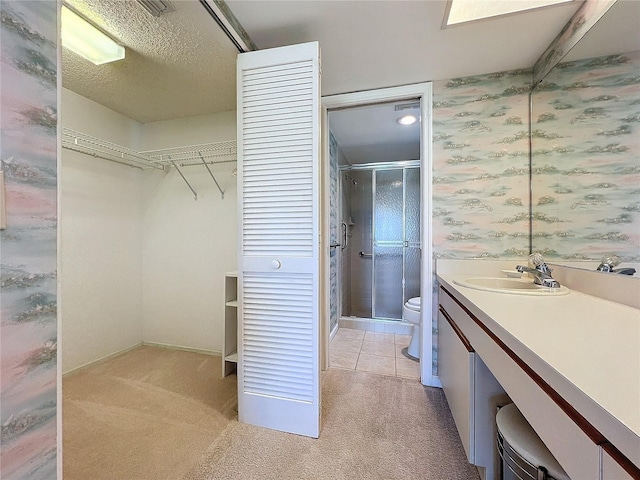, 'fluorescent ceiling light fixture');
445,0,573,26
397,115,418,126
61,5,125,65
